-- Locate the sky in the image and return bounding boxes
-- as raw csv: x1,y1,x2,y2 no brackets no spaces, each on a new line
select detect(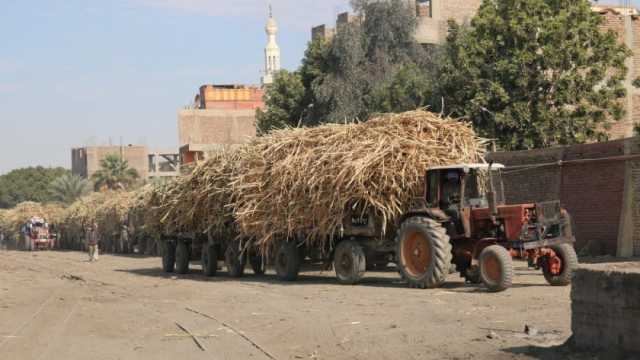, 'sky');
1,0,639,174
0,0,351,174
